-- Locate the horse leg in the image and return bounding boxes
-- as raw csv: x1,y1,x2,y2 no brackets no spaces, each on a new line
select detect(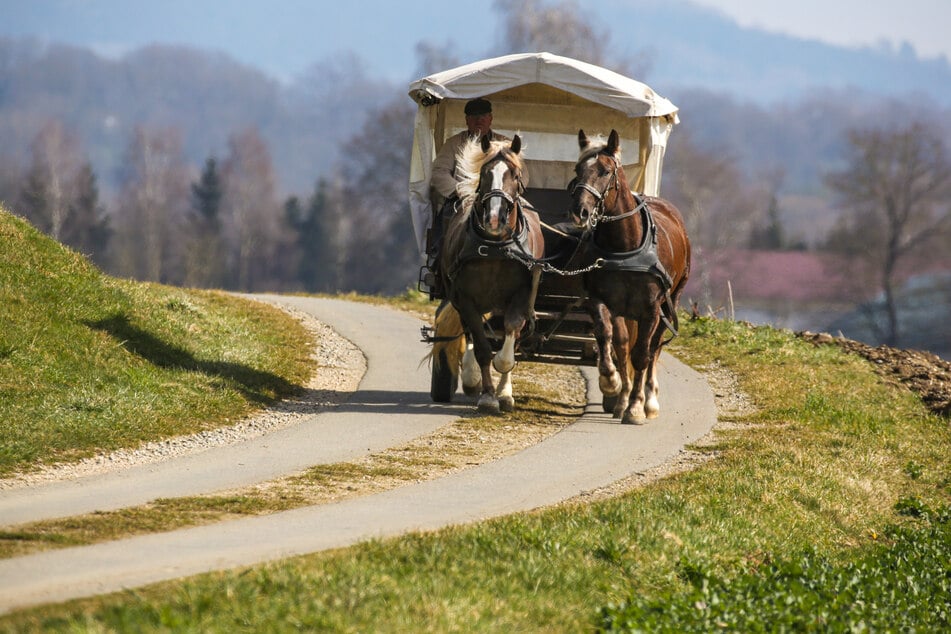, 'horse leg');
493,282,532,375
588,299,621,397
493,331,518,374
496,368,514,412
611,317,633,419
623,311,660,425
491,282,535,411
643,325,667,419
461,341,482,396
455,301,499,414
493,311,524,411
